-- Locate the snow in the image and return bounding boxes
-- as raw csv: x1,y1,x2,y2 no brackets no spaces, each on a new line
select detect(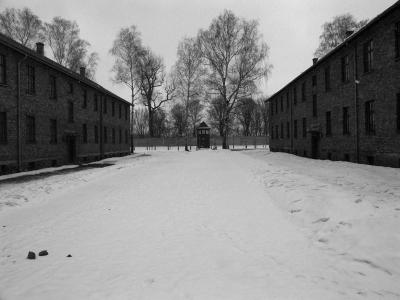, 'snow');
0,149,399,299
